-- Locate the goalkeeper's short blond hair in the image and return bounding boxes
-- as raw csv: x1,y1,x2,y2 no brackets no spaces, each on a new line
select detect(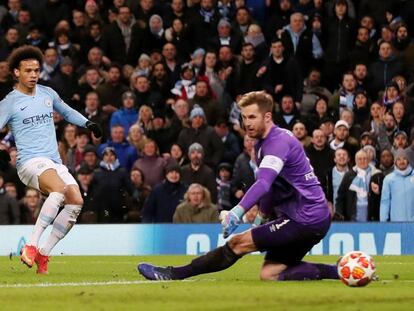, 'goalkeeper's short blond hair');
237,91,274,114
